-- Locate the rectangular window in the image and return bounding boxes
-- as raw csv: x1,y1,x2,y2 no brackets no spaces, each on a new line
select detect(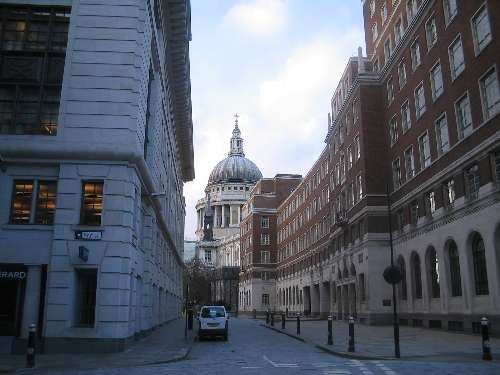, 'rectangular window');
411,40,421,70
384,38,392,64
426,17,438,49
357,175,363,201
74,269,97,327
444,179,456,207
372,23,378,42
407,0,418,21
0,6,70,135
10,180,34,224
260,233,270,245
415,83,426,118
381,3,388,24
419,132,431,169
262,293,270,305
443,0,458,25
389,116,398,146
401,100,411,132
430,62,444,101
387,78,394,104
410,201,419,225
449,36,465,80
261,250,270,263
355,136,361,159
261,216,269,228
471,4,492,55
425,191,436,215
455,93,473,139
35,180,57,225
479,67,500,120
404,146,415,180
435,114,450,156
81,181,104,226
398,61,407,89
394,18,404,45
465,165,480,200
392,158,402,189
